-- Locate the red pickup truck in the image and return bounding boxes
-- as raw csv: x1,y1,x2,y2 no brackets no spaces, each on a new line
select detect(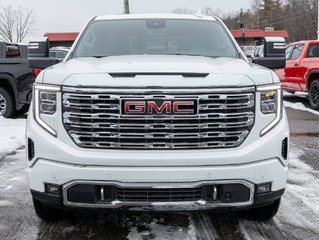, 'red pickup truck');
274,40,319,110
